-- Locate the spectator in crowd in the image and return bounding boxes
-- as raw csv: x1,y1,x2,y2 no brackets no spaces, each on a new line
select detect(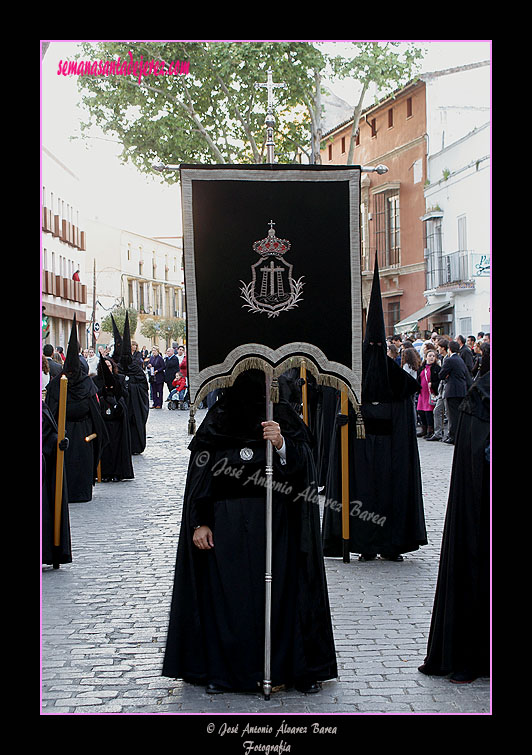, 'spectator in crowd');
86,347,99,377
147,347,166,409
131,340,145,368
387,343,401,365
164,348,181,397
456,335,475,375
43,344,62,378
427,339,450,443
437,340,473,444
417,349,440,439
